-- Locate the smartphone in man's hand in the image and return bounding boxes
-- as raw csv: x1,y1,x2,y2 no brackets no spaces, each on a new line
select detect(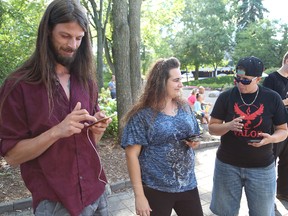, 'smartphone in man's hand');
87,113,116,128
